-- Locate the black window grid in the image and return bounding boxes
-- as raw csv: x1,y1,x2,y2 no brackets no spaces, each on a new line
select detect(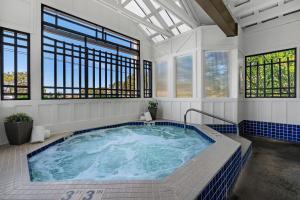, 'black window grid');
41,5,141,99
143,60,152,98
0,27,30,100
42,36,140,99
245,48,297,98
42,5,140,55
